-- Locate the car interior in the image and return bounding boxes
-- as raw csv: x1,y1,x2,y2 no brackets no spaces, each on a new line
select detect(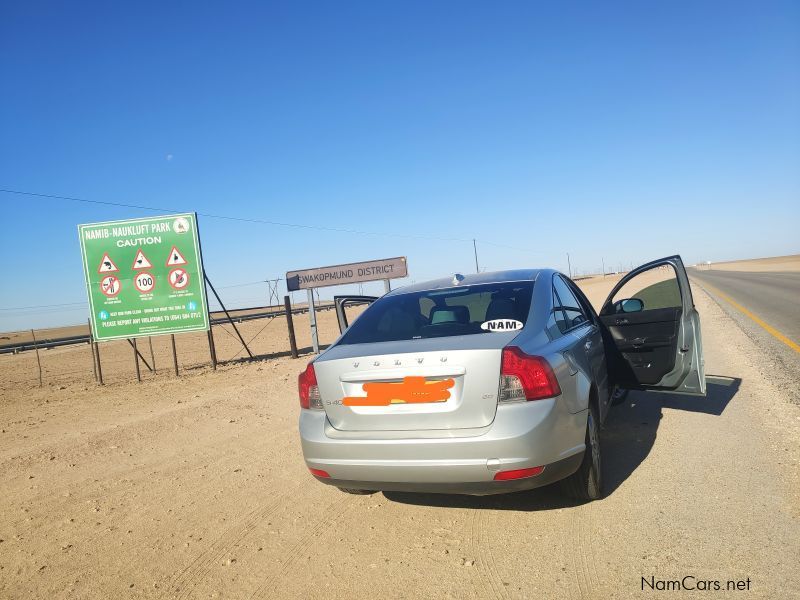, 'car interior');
599,266,684,386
